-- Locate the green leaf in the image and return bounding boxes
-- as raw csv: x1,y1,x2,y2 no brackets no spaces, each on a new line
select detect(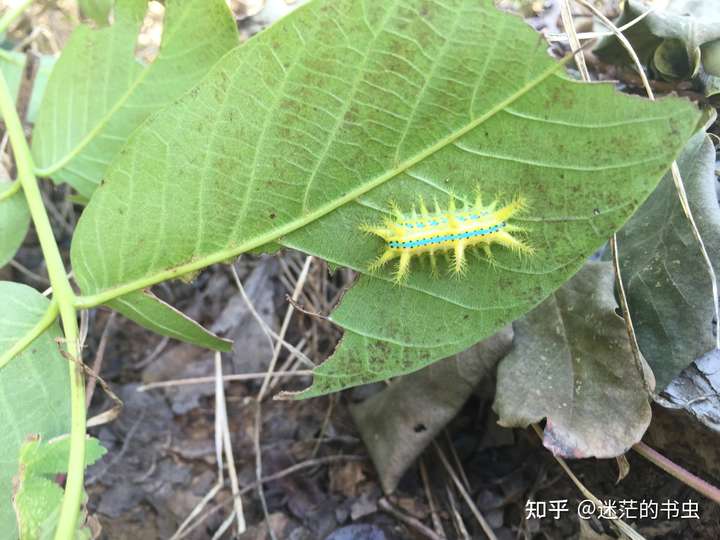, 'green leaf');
17,436,106,476
109,290,232,351
493,262,651,458
25,55,56,125
617,129,720,390
0,50,26,102
31,0,238,197
14,436,106,540
71,0,699,396
79,0,114,26
0,282,71,539
0,181,30,268
0,50,57,124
